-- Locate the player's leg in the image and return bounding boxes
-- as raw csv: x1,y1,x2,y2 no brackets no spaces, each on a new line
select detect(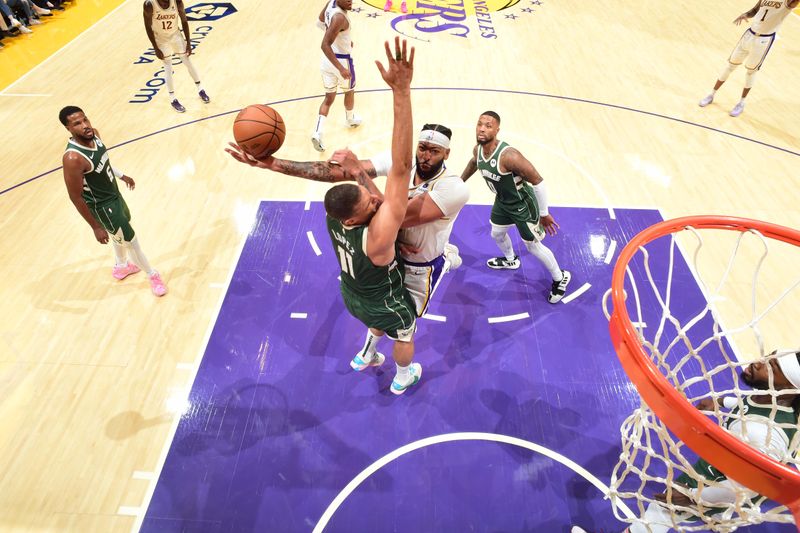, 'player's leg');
313,64,339,152
111,198,167,296
341,56,361,128
350,328,386,371
487,203,519,269
699,31,750,107
177,38,209,104
90,204,139,280
390,335,421,396
730,34,774,117
403,255,448,317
